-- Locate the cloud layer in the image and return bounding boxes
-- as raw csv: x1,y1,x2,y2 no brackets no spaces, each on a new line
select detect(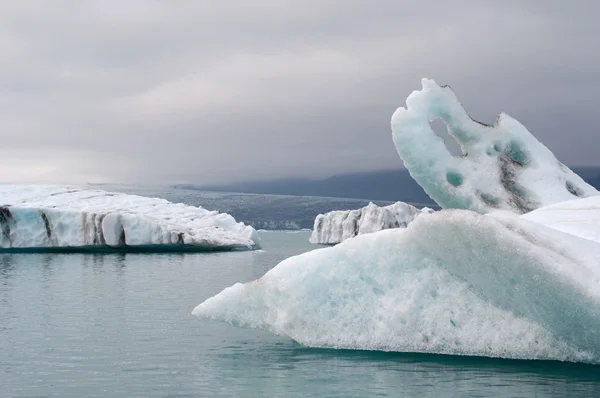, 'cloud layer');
1,1,598,184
